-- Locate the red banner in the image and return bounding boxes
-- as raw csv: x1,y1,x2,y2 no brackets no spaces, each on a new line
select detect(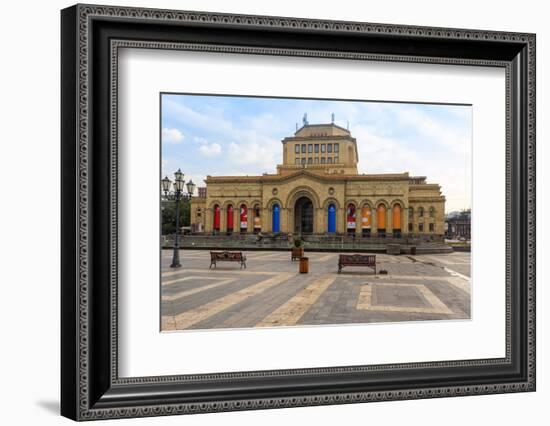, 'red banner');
240,205,248,229
214,205,221,230
347,204,356,229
